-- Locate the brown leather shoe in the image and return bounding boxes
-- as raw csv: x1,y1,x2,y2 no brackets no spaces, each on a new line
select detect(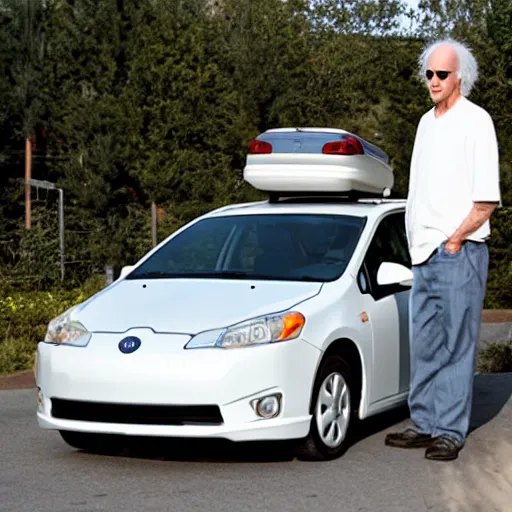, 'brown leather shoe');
425,436,462,461
385,428,432,448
